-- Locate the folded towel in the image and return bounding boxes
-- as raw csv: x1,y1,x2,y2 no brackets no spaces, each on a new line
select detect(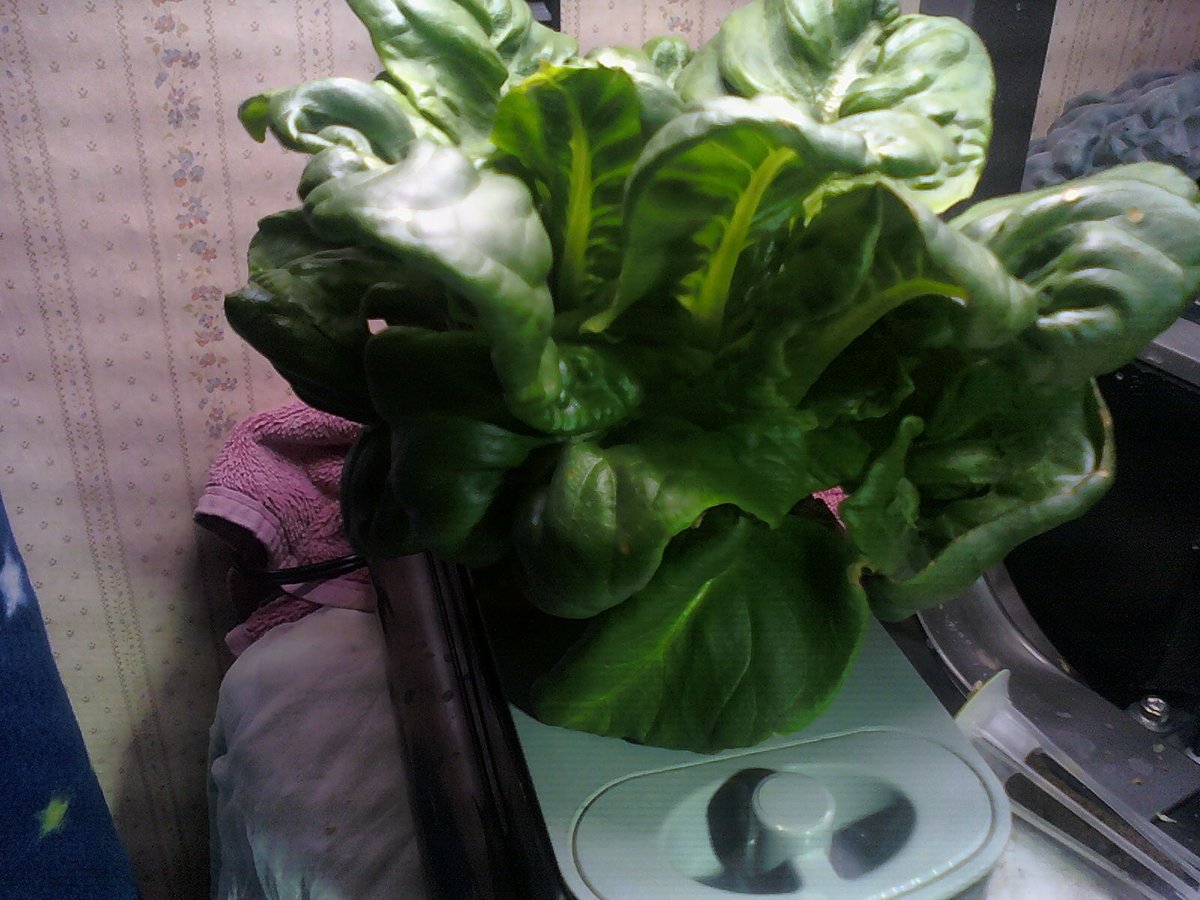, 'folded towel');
195,401,371,656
